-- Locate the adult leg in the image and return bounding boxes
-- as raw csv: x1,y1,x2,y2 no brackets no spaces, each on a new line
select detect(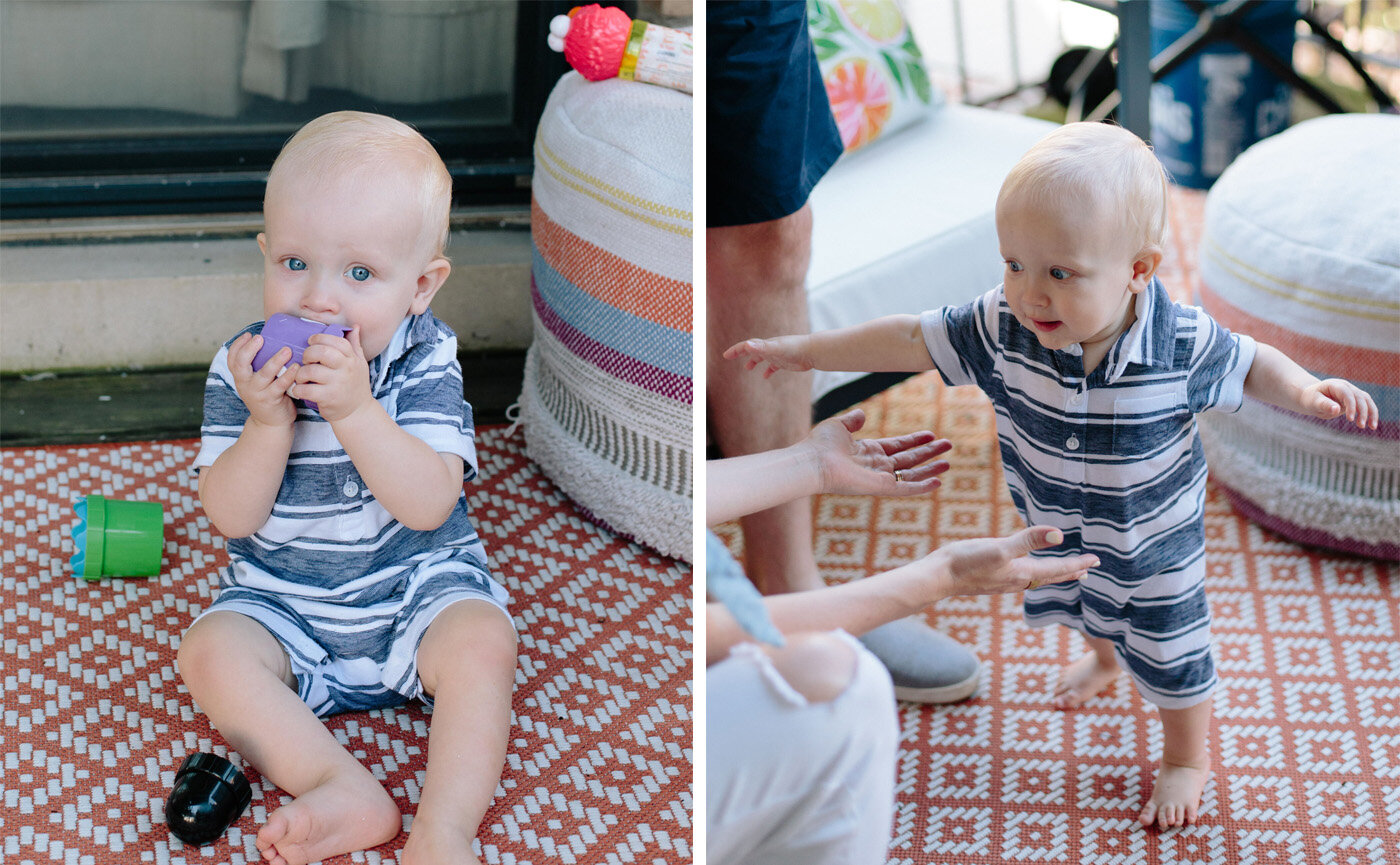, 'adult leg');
400,600,518,865
709,203,983,701
707,631,898,865
707,203,820,594
177,611,400,865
